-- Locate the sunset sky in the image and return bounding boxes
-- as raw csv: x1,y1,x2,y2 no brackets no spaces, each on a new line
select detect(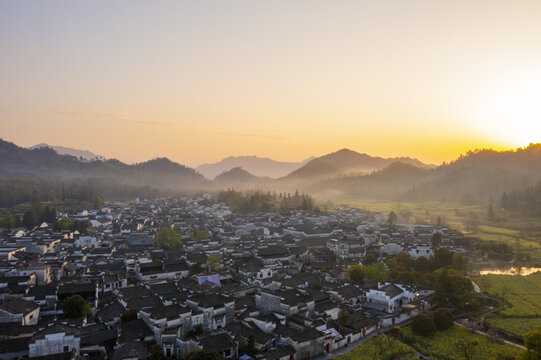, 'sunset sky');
1,0,541,167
